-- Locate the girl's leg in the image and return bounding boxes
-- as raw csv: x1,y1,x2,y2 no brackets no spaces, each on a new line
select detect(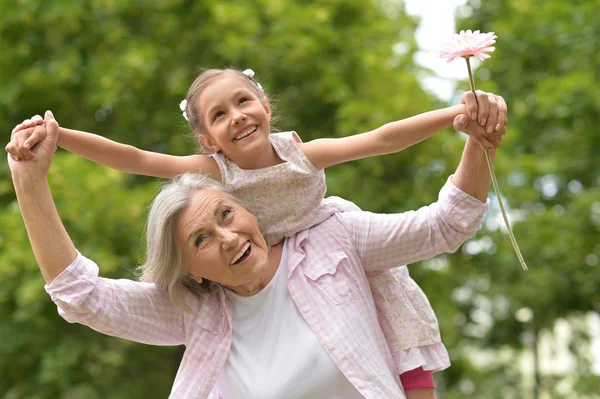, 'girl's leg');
406,389,436,399
400,367,436,399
